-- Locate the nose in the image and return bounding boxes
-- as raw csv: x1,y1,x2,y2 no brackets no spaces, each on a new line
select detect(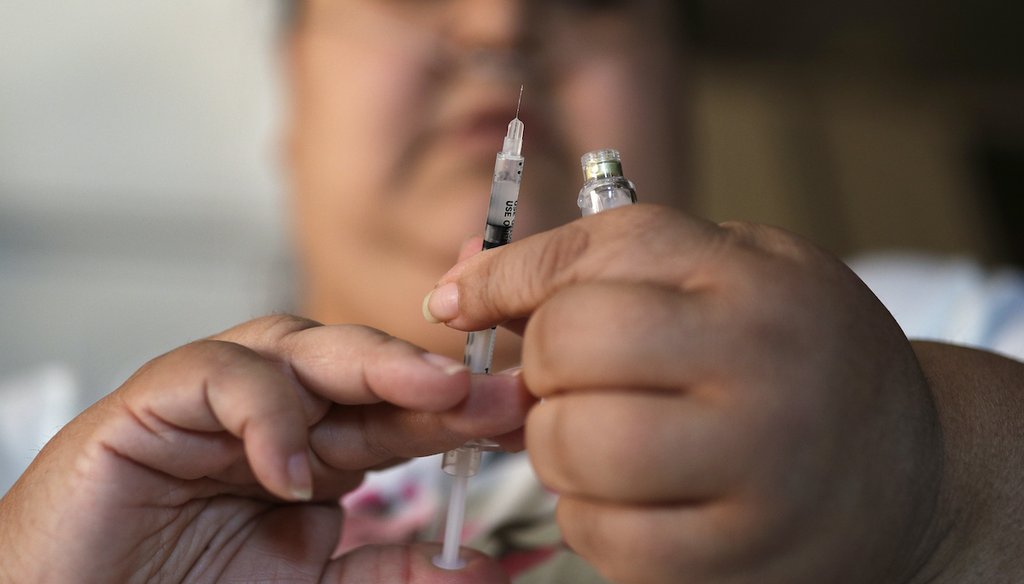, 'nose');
448,0,528,53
